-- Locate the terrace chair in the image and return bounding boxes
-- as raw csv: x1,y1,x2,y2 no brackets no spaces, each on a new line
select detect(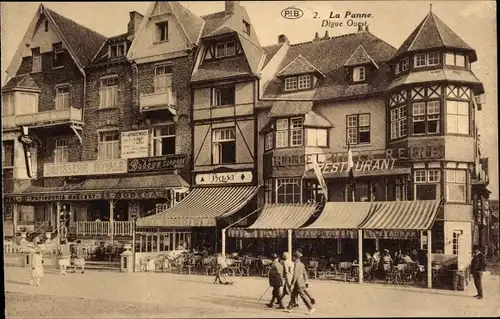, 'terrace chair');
261,258,272,277
383,264,394,284
185,256,197,275
240,257,252,277
202,257,215,276
308,260,319,279
226,258,238,276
